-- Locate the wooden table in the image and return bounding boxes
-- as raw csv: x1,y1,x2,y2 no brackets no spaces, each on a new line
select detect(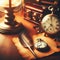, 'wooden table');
0,11,60,60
